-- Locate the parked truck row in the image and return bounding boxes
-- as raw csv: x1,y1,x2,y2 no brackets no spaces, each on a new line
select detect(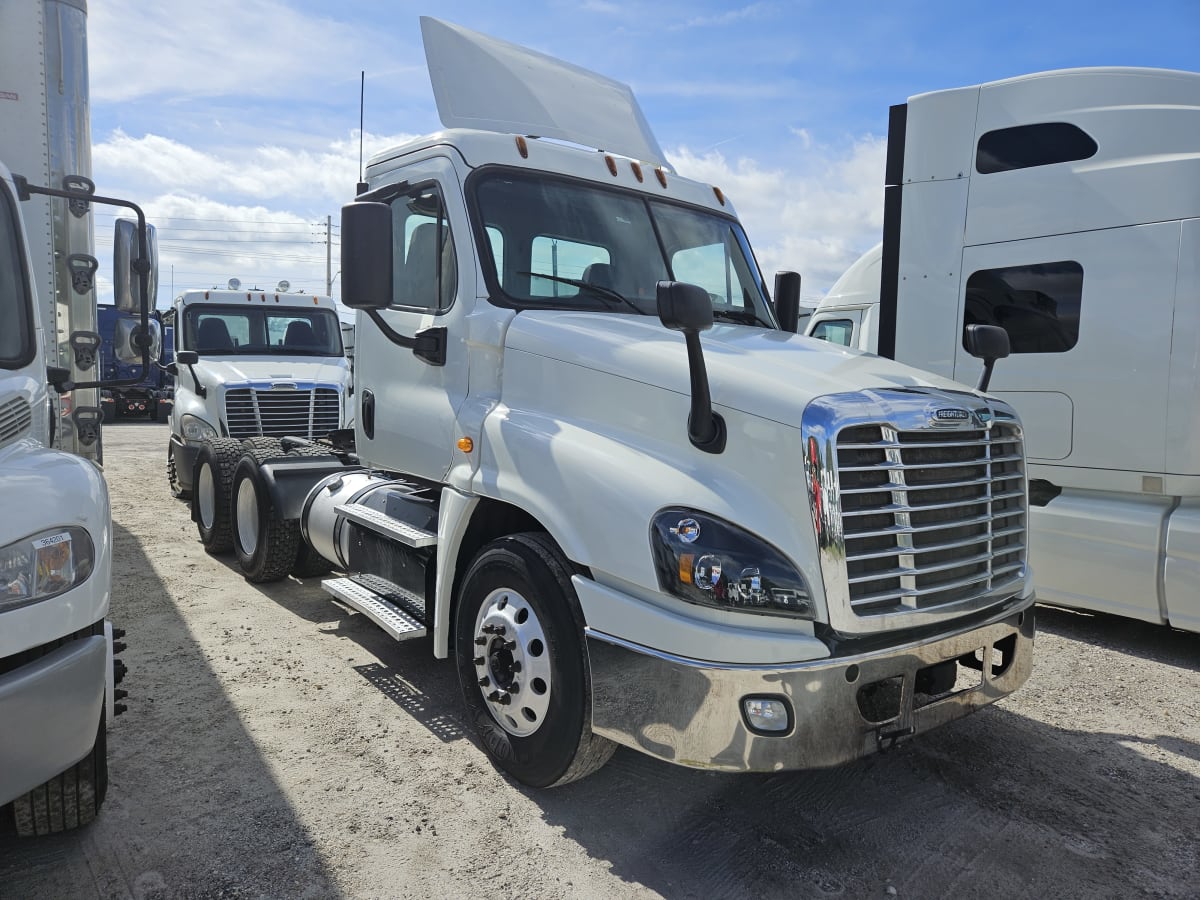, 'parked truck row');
806,67,1200,633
